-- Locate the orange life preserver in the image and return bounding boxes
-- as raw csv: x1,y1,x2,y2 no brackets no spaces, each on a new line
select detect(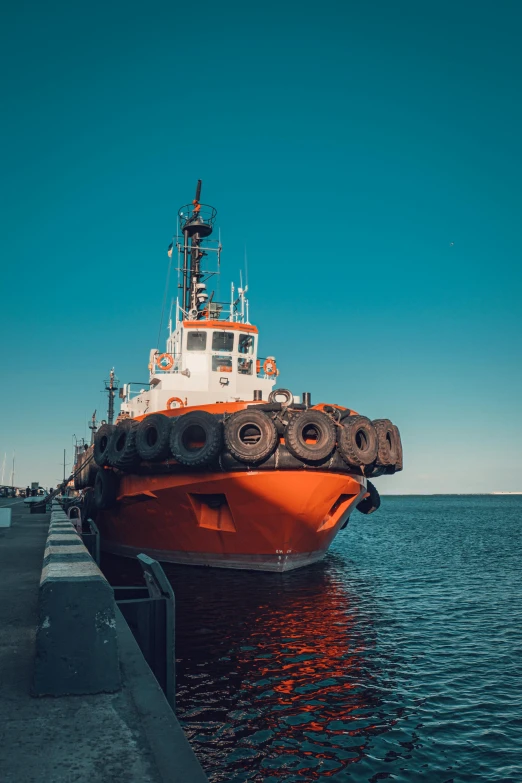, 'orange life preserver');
166,397,185,410
256,359,261,375
156,353,174,371
263,358,277,376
